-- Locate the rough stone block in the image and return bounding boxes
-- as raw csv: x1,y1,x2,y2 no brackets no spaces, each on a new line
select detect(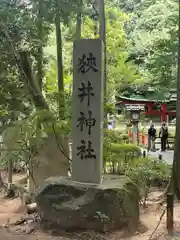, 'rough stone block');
29,136,69,194
35,175,139,232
